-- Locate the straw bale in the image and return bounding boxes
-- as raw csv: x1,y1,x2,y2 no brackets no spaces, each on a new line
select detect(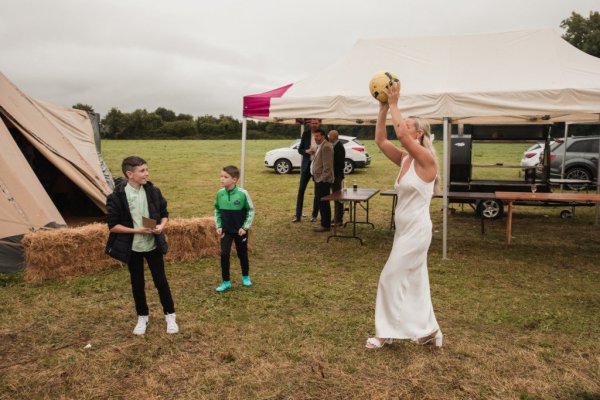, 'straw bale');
163,218,220,263
22,217,239,282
